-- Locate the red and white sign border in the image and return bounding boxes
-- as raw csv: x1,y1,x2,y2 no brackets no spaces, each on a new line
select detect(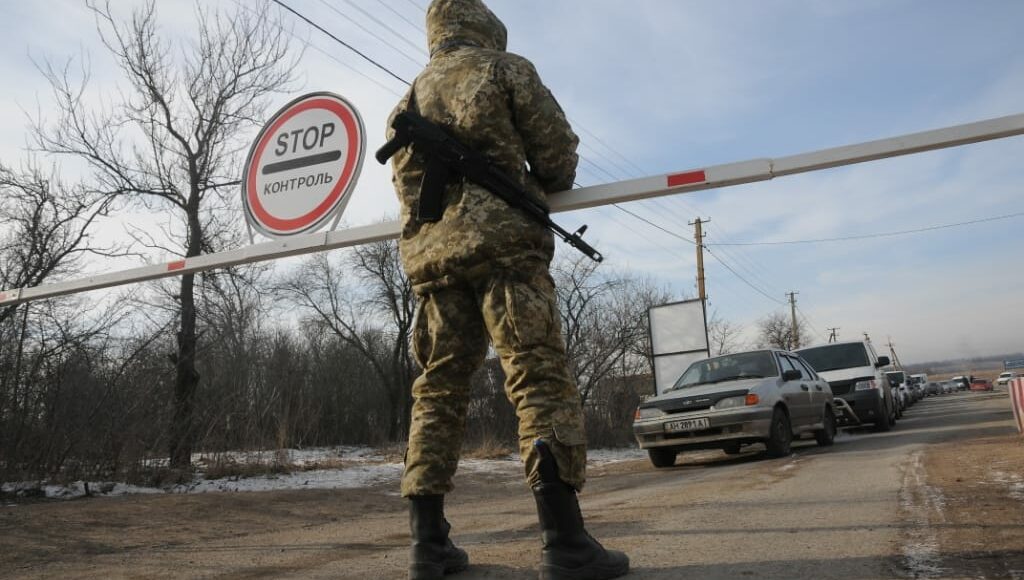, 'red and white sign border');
241,91,365,238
